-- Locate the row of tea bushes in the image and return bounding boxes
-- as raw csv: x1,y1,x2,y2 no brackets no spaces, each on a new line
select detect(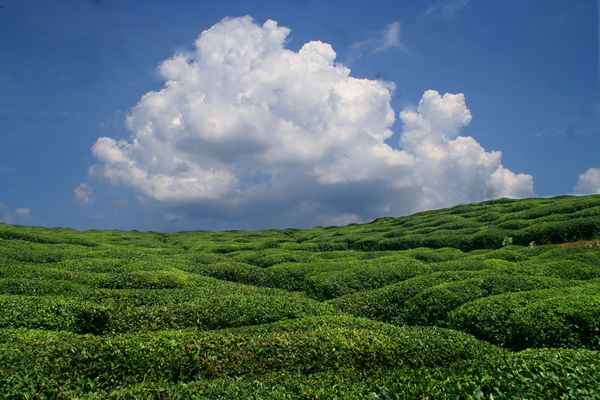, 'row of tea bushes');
398,273,577,326
0,284,334,334
183,249,463,298
330,272,600,349
448,283,600,350
0,316,503,398
78,349,600,400
2,195,599,256
302,258,430,300
0,295,109,334
330,270,490,321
